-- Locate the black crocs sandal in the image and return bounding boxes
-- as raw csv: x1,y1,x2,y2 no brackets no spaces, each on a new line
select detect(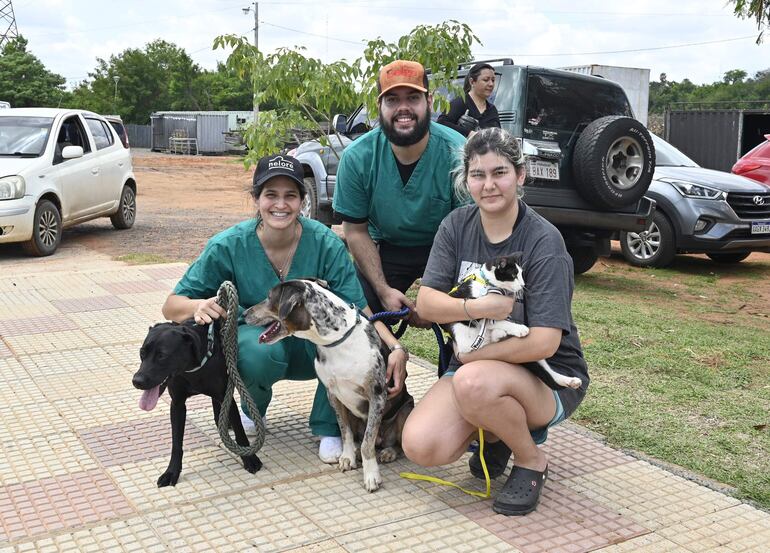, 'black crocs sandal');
492,465,548,516
469,439,512,480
